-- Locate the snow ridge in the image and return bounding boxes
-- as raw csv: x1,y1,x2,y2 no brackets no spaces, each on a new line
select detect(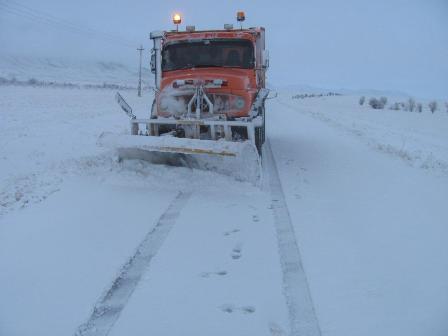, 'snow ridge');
264,141,321,336
74,191,192,336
